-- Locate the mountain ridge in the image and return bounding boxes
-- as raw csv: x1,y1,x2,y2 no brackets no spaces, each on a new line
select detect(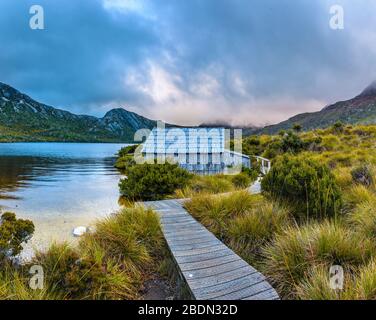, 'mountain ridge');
258,81,376,135
0,82,158,143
